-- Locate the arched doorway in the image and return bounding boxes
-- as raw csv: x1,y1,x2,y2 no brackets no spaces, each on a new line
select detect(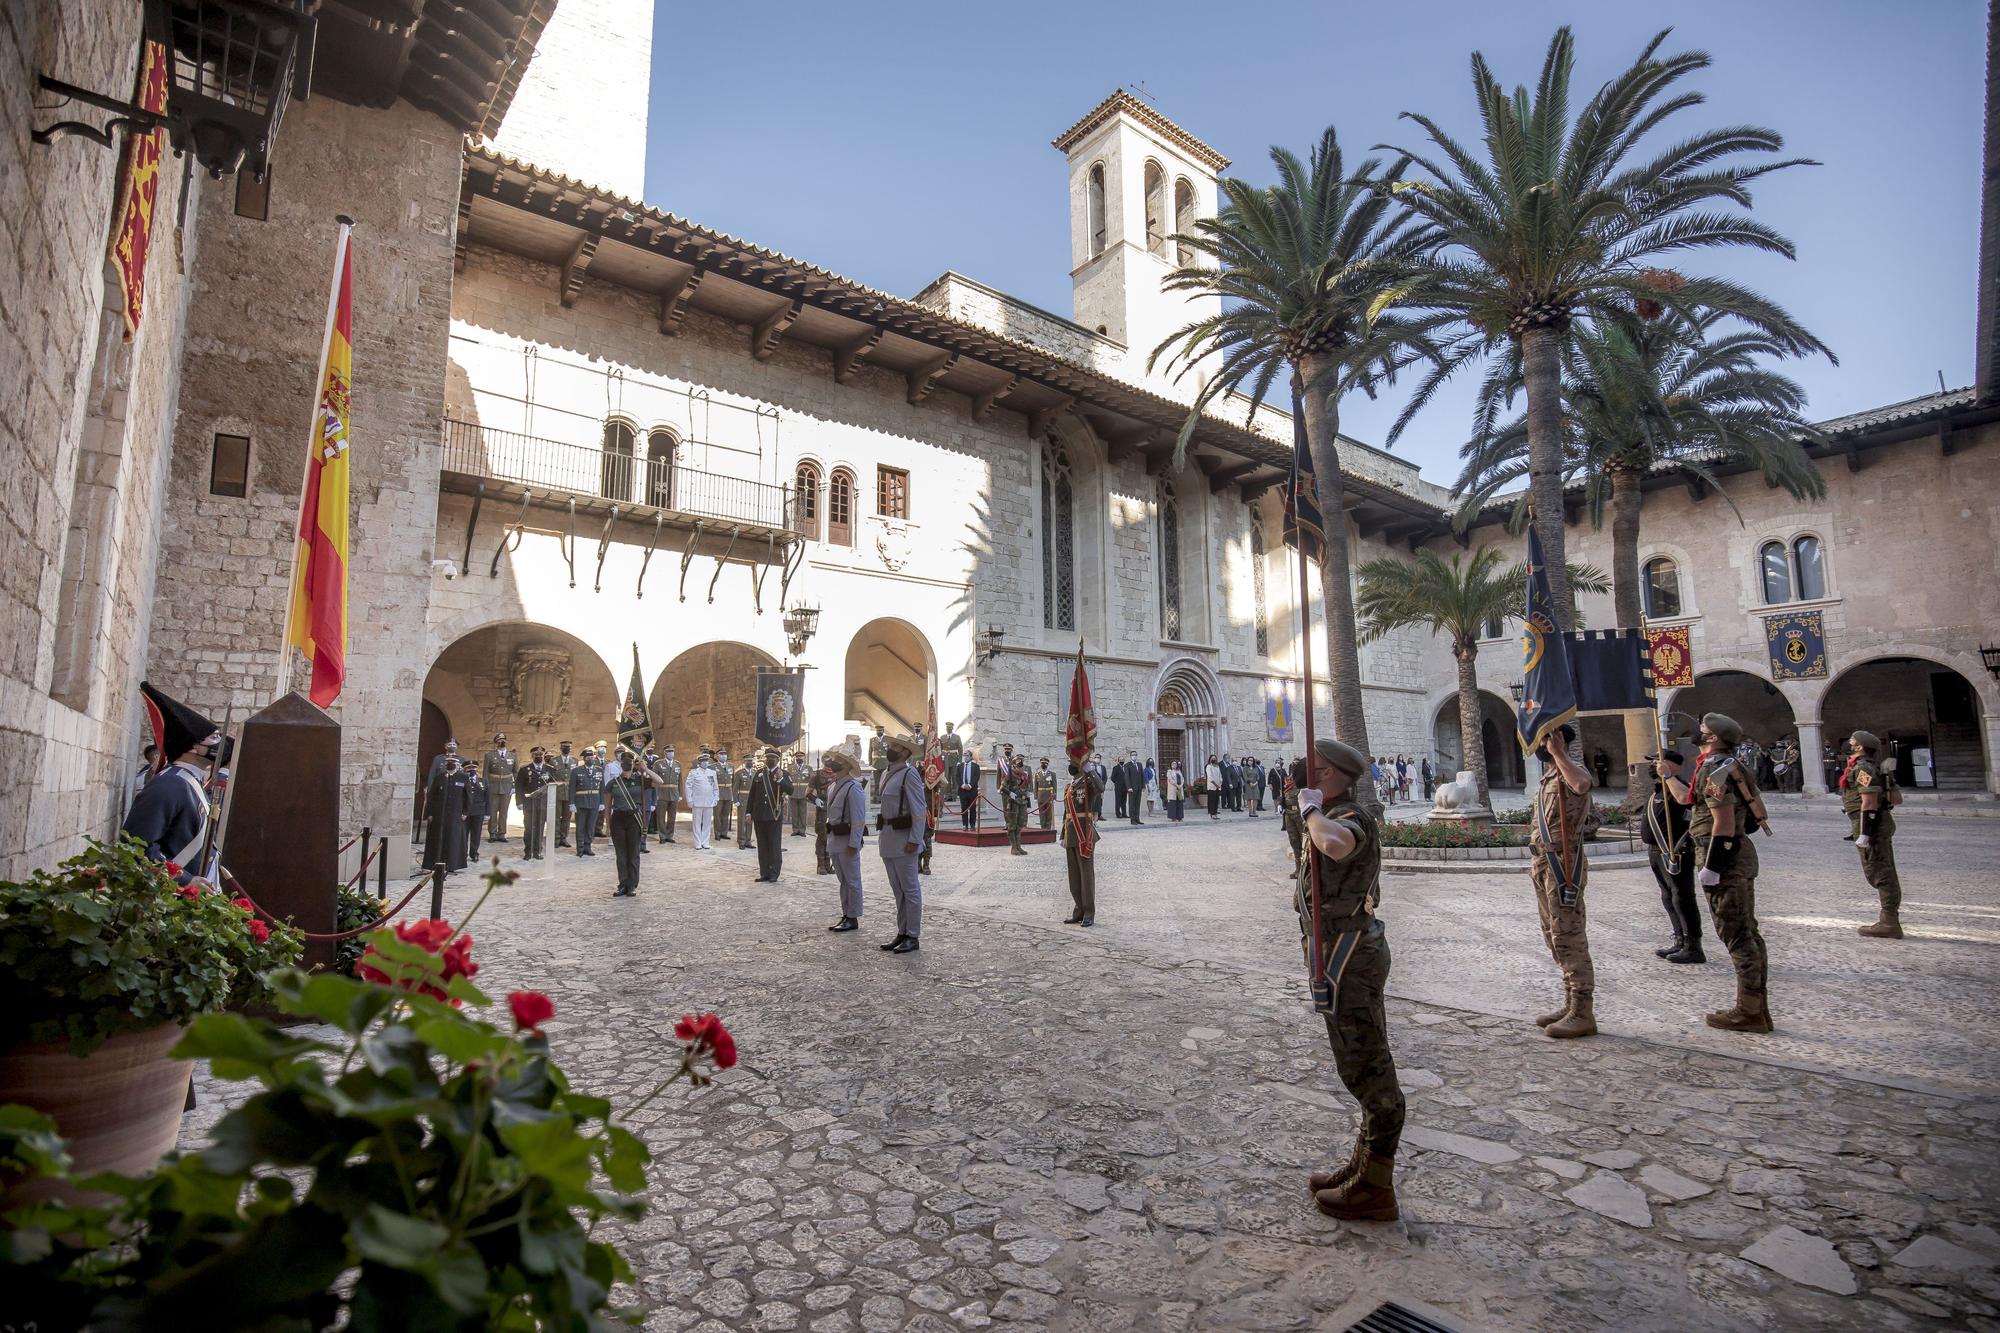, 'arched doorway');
414,699,451,834
1822,657,1988,791
1431,690,1523,791
649,641,782,769
843,619,936,736
1150,657,1224,776
1665,670,1798,770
